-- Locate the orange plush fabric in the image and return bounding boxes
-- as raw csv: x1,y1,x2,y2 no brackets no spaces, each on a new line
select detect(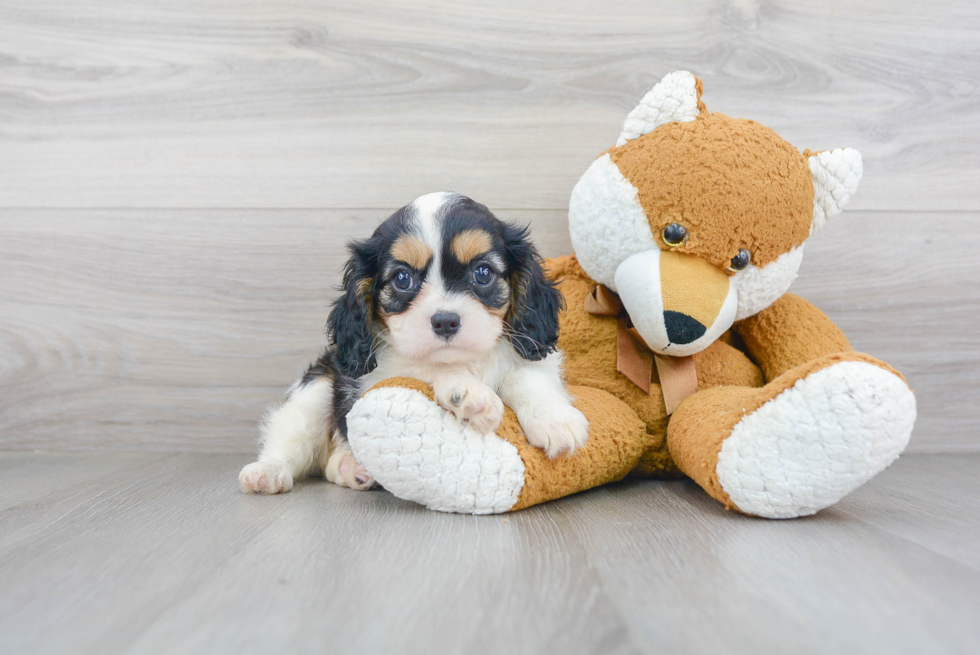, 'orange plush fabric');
734,294,854,381
526,72,913,512
609,113,814,270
